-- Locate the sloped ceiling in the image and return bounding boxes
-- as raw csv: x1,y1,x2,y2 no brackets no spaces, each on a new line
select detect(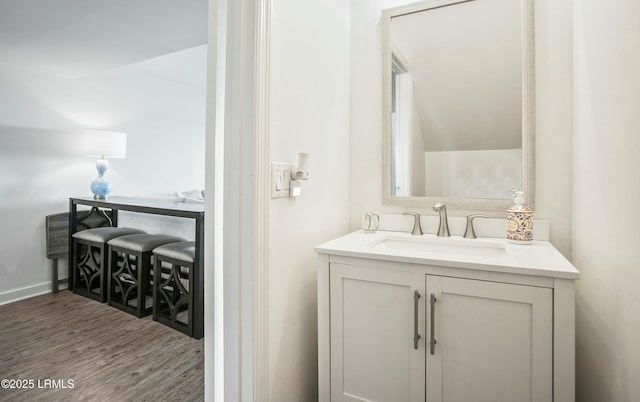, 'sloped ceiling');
391,0,522,152
0,0,208,79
